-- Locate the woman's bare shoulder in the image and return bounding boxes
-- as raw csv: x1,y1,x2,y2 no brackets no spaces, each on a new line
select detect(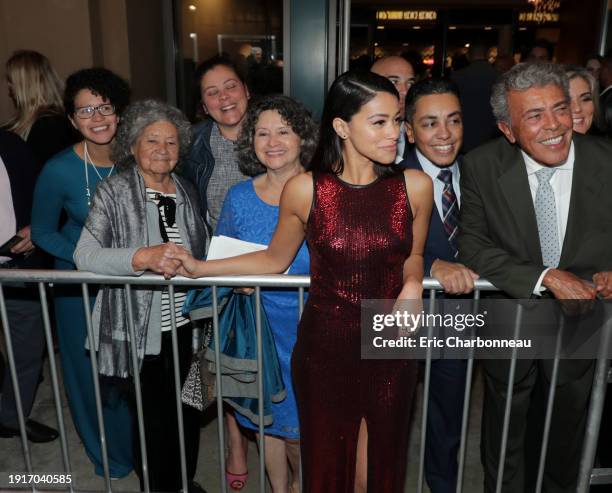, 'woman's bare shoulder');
402,168,430,186
284,171,314,197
